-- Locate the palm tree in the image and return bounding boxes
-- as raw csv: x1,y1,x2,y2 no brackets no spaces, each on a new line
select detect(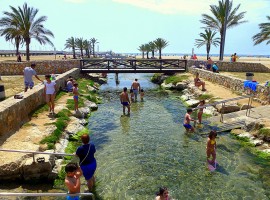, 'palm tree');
83,40,91,58
138,44,146,59
75,38,84,57
253,16,270,45
90,38,98,57
0,23,23,55
195,29,220,59
65,37,76,59
149,41,156,58
200,0,247,60
144,43,151,59
0,3,54,61
154,38,169,59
